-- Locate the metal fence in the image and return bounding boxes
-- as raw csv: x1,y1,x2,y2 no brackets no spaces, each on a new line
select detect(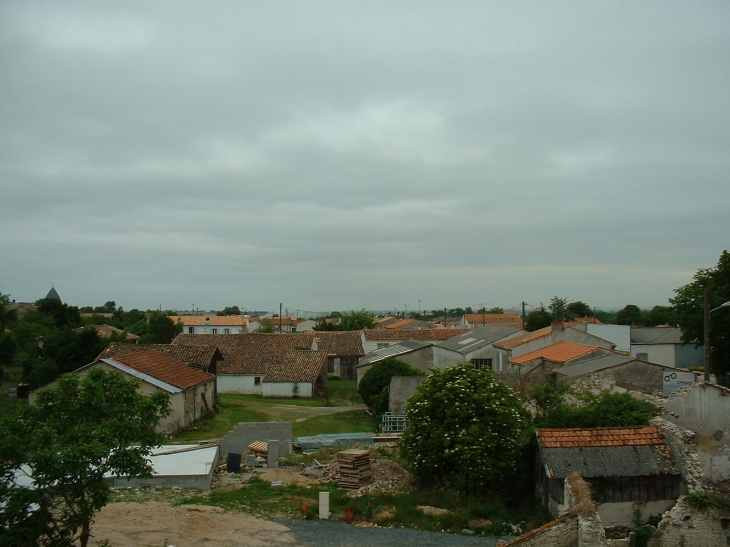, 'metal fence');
380,411,409,433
